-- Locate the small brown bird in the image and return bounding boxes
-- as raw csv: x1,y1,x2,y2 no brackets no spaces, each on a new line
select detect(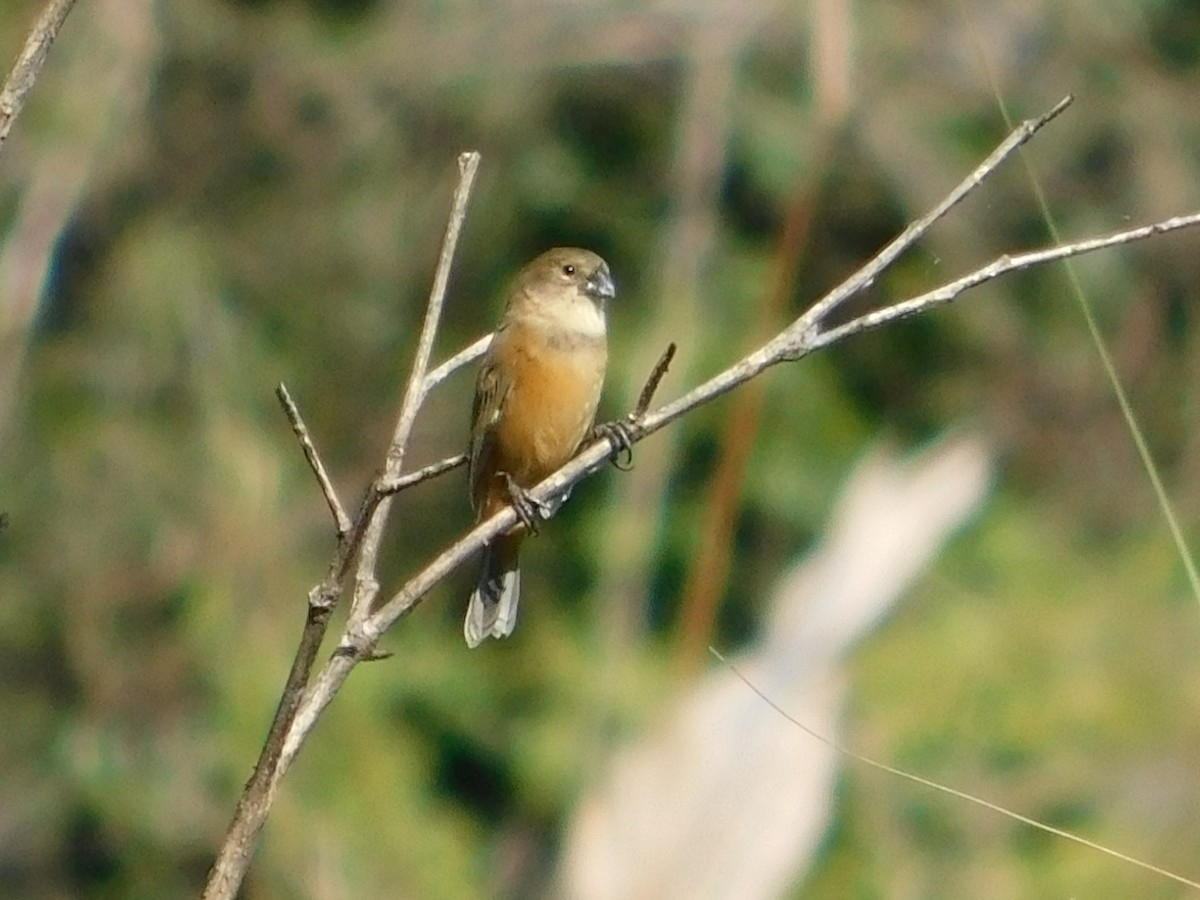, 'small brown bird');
465,247,615,647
